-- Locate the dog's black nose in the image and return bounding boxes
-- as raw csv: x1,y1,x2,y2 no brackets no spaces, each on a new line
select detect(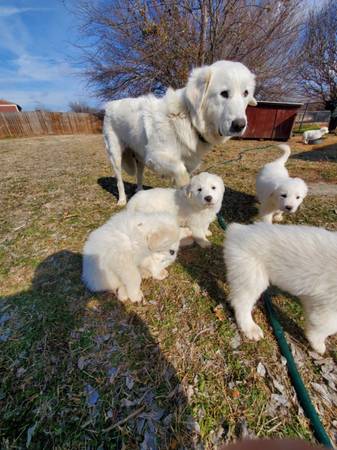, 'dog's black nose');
285,205,292,211
204,195,212,203
230,118,246,132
